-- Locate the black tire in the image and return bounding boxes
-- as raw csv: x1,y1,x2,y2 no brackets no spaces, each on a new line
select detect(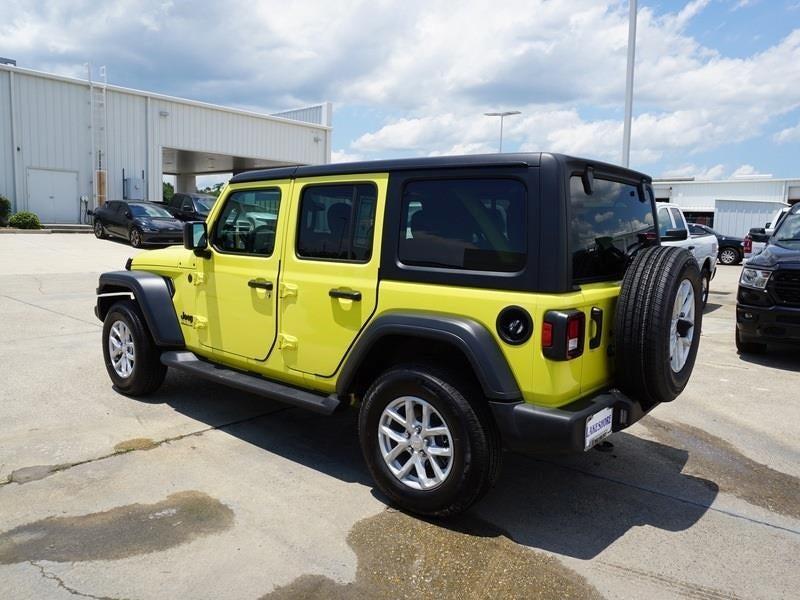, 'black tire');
735,327,766,354
94,220,106,239
359,365,501,517
129,228,143,248
719,246,740,266
102,300,167,396
615,246,703,408
700,269,710,308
